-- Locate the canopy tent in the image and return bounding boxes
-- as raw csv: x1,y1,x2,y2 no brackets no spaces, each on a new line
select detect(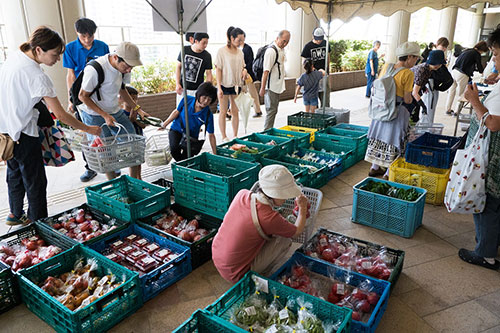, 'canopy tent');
277,0,500,111
276,0,500,23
